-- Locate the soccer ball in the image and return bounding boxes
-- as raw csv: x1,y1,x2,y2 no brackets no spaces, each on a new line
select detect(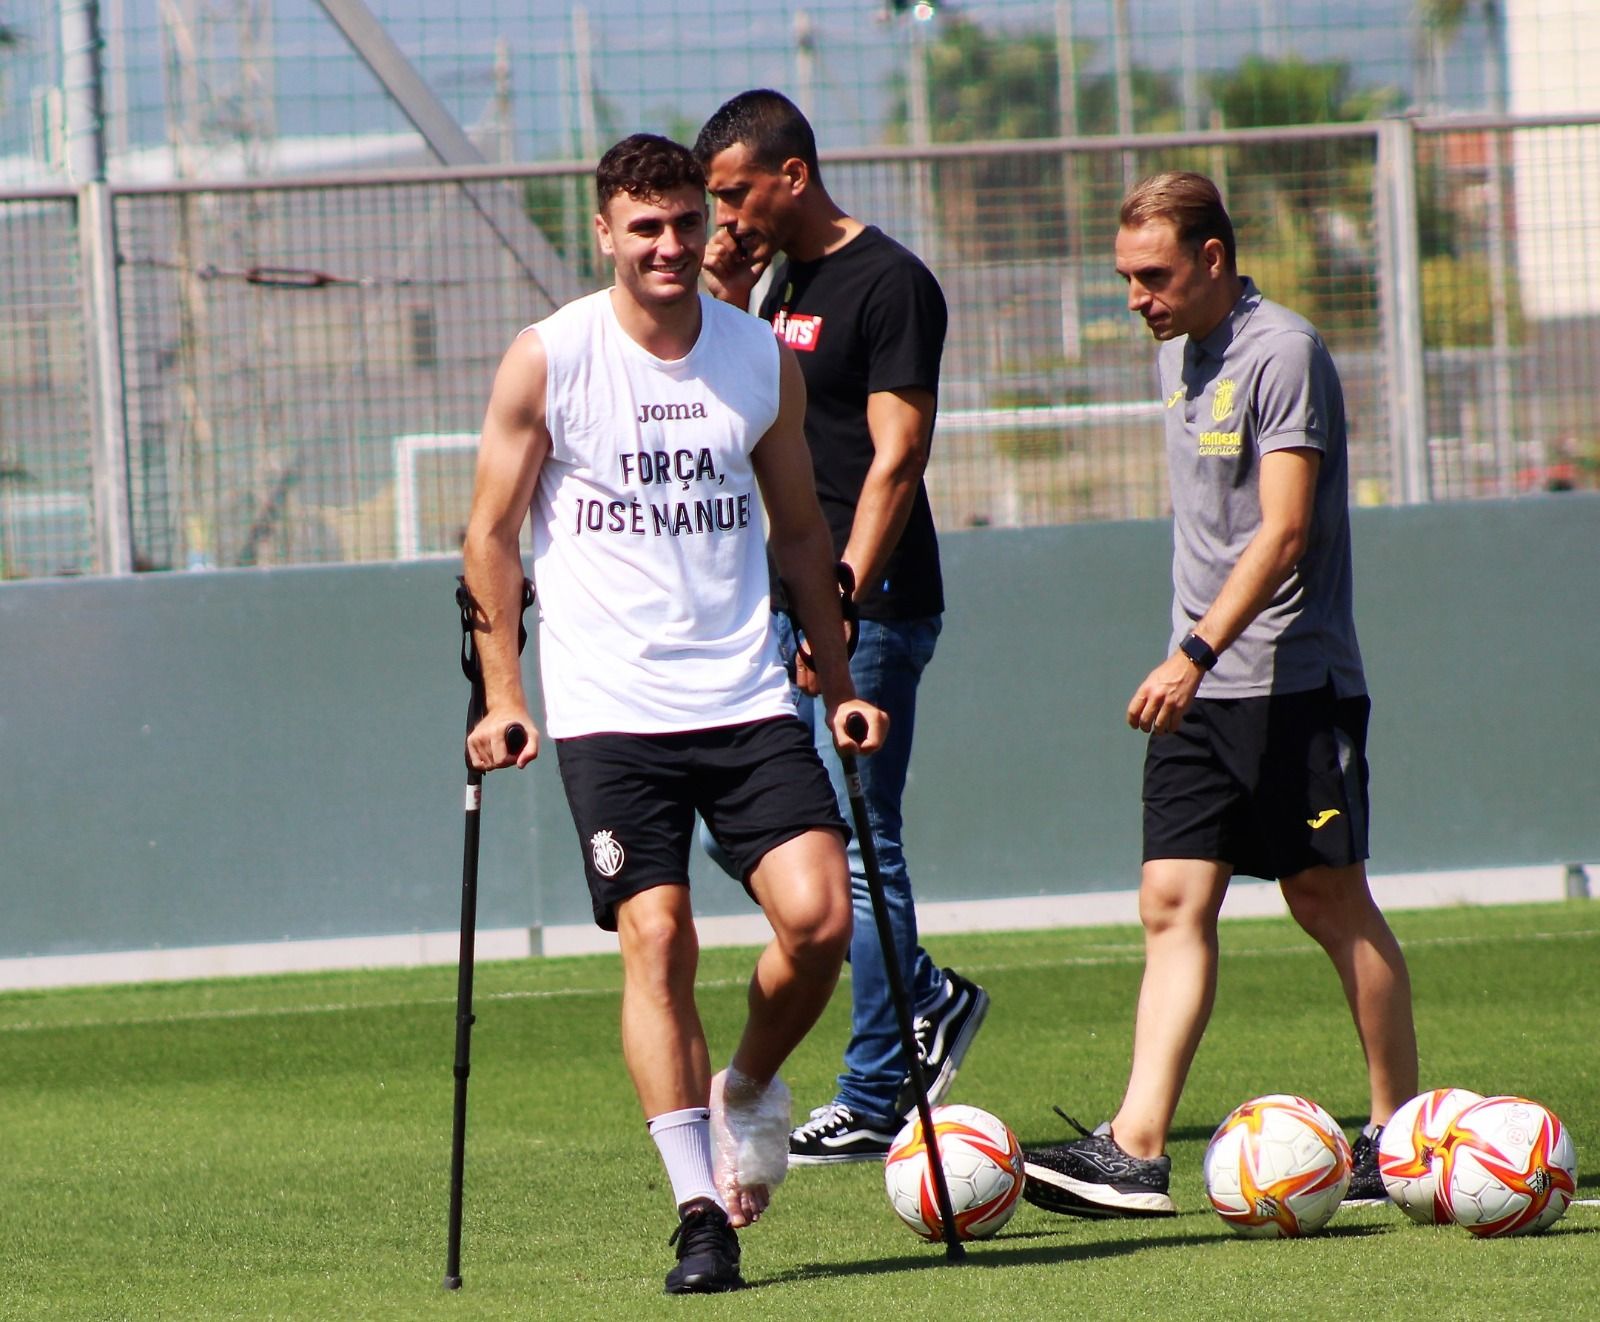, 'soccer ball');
883,1104,1024,1241
1203,1094,1352,1237
1377,1088,1484,1224
1438,1095,1578,1237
